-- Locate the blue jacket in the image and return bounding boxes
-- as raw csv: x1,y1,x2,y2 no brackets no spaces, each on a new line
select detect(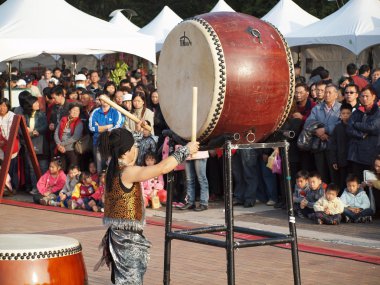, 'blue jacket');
88,107,124,146
347,103,380,166
304,101,341,135
340,188,371,210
